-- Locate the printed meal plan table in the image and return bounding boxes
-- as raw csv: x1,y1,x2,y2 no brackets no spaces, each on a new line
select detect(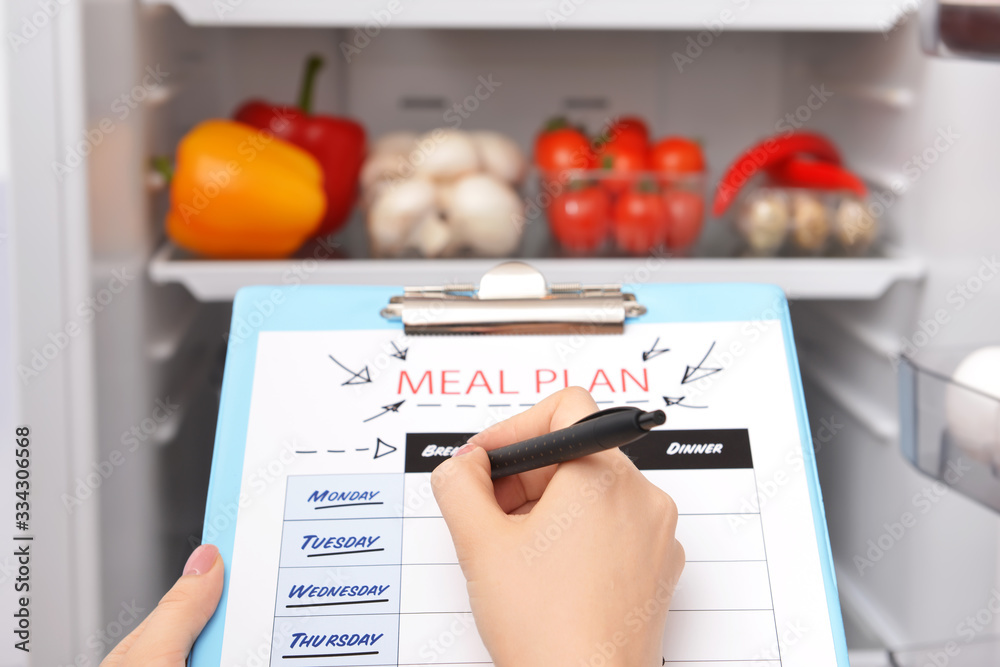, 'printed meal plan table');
275,430,771,666
190,283,848,667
